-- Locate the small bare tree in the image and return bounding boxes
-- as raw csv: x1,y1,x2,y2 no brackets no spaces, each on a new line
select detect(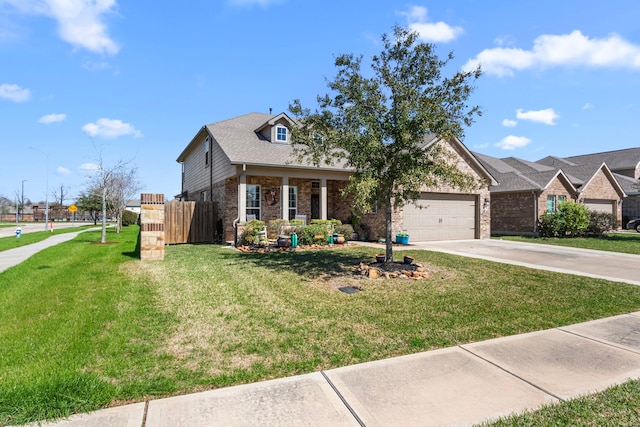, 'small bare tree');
86,154,141,243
